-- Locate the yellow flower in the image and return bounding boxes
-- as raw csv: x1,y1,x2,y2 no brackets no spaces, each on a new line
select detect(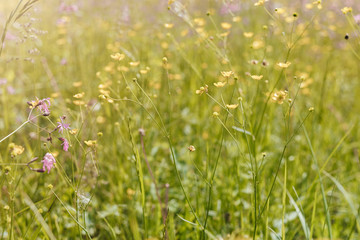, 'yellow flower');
73,100,85,106
251,40,264,49
9,143,24,157
164,23,174,29
312,0,322,9
226,104,239,109
110,53,125,61
73,81,82,87
195,85,208,95
73,92,85,99
84,140,97,147
271,90,288,104
243,32,254,38
232,16,241,22
277,62,291,68
251,75,263,80
221,22,232,30
129,61,140,67
254,0,267,6
341,7,352,14
212,112,219,117
69,129,78,135
221,71,234,77
214,82,227,88
188,145,196,152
